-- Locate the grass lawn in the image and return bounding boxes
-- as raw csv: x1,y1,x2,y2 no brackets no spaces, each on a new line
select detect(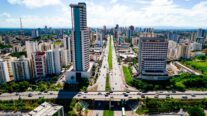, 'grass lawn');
103,110,114,116
108,37,112,70
182,60,207,75
105,73,111,91
123,66,133,85
54,41,62,45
